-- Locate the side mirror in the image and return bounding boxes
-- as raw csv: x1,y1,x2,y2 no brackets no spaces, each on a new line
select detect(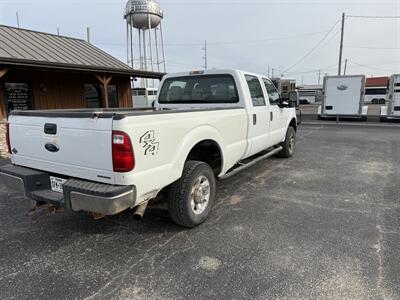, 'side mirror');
288,91,299,108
